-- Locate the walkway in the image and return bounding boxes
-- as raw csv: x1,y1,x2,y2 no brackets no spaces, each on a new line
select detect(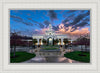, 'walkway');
22,47,82,63
22,56,81,63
